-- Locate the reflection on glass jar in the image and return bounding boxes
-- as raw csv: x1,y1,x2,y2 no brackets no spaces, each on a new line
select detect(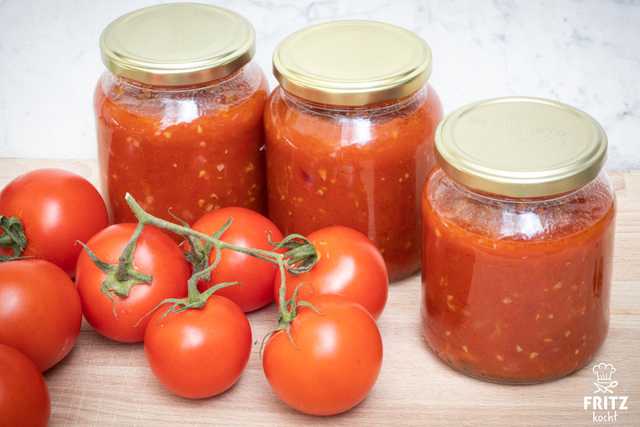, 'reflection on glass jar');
422,97,615,384
94,3,267,224
265,21,443,281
